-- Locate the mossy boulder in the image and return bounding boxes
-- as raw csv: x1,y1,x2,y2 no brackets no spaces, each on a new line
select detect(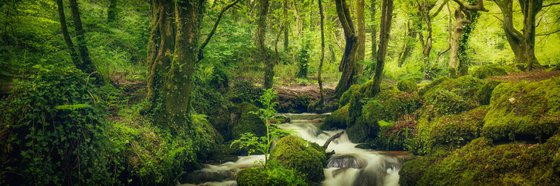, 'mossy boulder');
471,65,507,79
412,135,560,185
231,102,266,139
228,80,263,104
430,106,488,148
236,162,307,186
476,80,501,105
397,79,418,93
423,89,477,118
322,104,349,130
482,77,560,142
270,136,327,182
399,149,450,186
